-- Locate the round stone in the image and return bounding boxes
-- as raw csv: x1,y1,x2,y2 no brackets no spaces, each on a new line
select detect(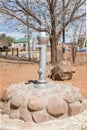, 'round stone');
69,101,83,116
9,110,19,119
0,101,4,109
10,95,24,109
47,96,68,117
1,101,11,115
1,89,12,101
27,96,46,111
19,103,32,122
32,110,52,123
82,99,87,110
63,91,75,103
72,89,83,103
